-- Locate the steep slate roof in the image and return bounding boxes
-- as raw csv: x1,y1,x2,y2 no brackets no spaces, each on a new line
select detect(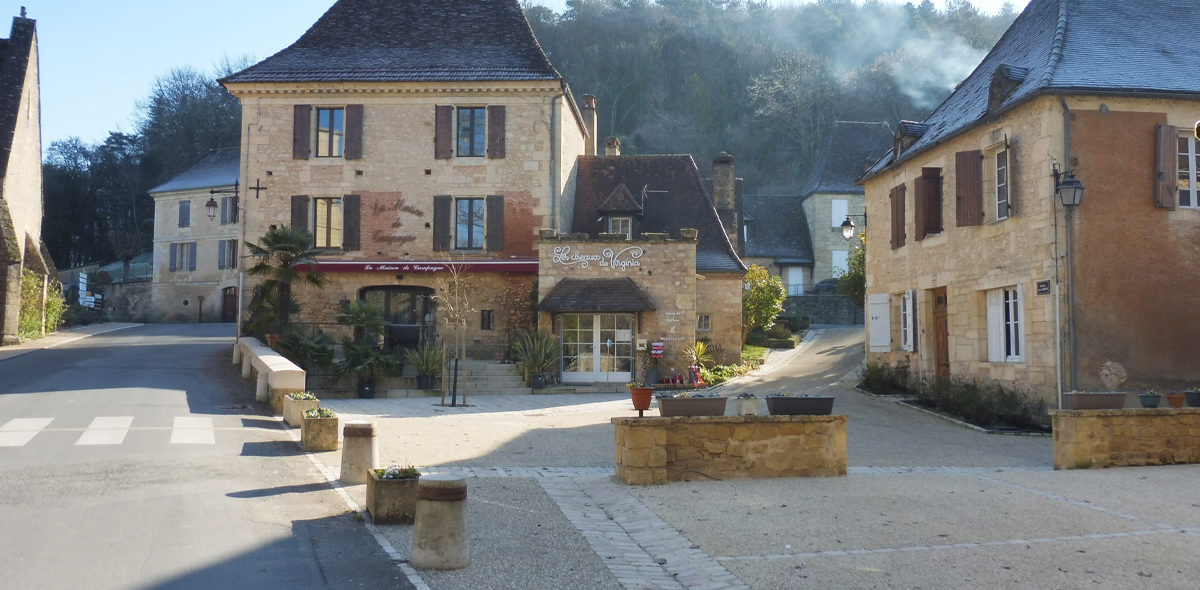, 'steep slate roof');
573,155,746,274
864,0,1200,178
149,148,240,194
221,0,561,84
803,121,892,196
742,195,814,263
0,15,36,181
